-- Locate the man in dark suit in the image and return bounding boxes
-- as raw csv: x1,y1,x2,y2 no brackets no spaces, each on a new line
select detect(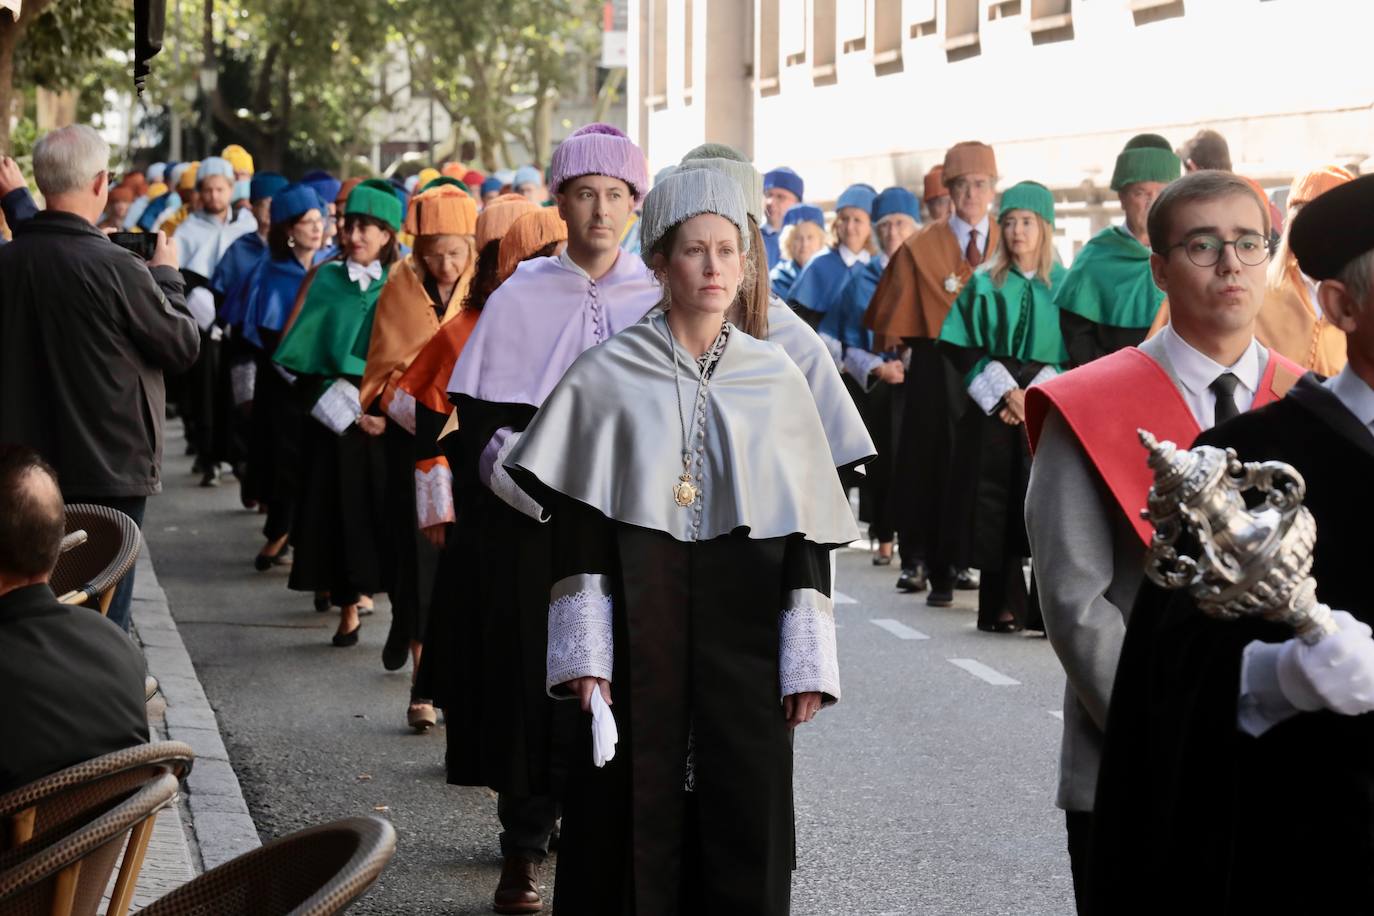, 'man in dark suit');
0,446,148,793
